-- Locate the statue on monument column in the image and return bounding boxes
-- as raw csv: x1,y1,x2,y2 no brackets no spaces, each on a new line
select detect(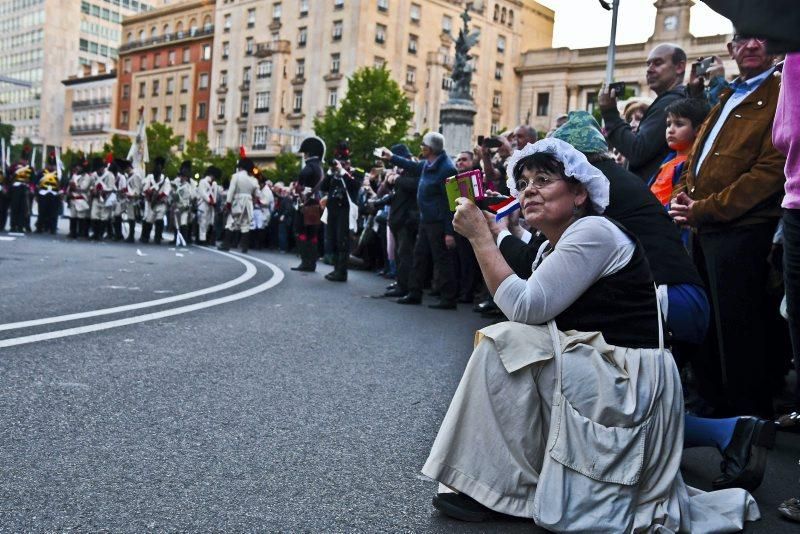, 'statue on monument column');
448,3,481,102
